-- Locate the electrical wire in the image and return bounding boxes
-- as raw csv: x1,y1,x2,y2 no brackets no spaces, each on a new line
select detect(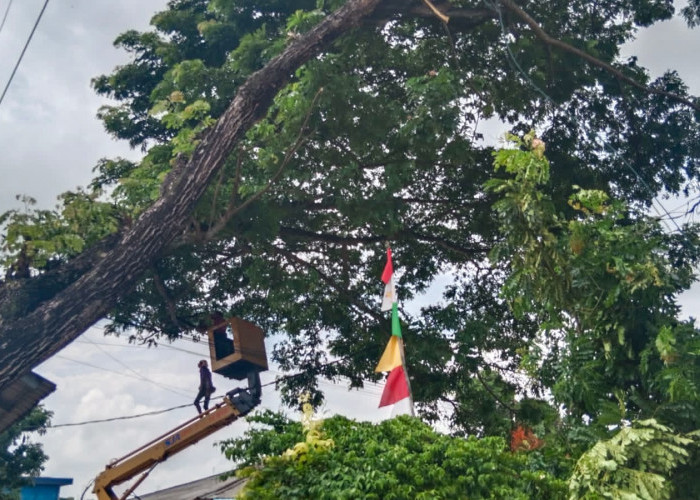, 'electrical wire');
78,333,389,399
48,349,385,428
79,479,94,500
0,0,13,36
0,0,49,107
83,336,192,398
54,354,192,398
51,403,193,428
75,338,210,358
